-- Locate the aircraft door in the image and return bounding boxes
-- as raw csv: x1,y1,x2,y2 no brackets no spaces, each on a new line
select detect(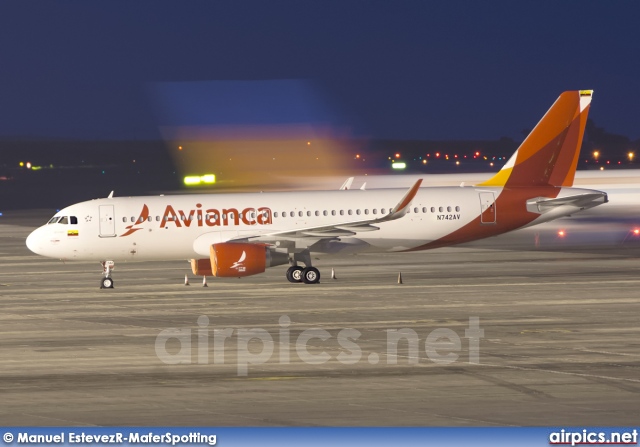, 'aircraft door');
99,205,117,237
479,192,496,224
